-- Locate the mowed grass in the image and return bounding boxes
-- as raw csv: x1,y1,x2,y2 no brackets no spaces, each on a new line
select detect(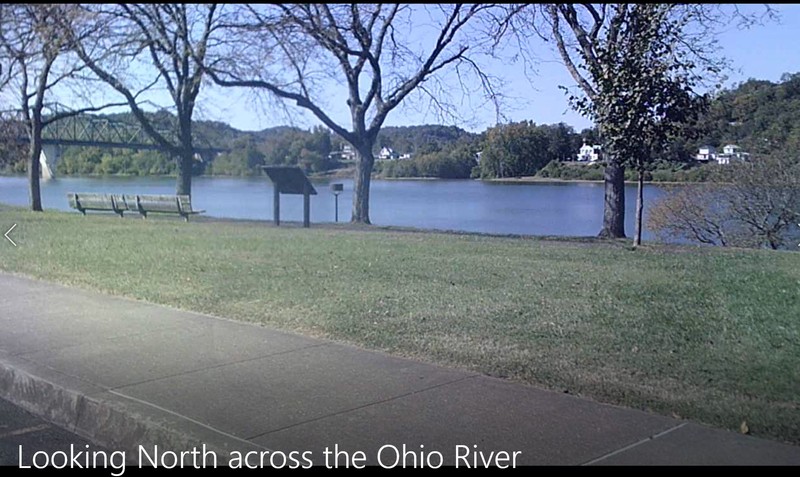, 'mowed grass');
1,205,799,444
